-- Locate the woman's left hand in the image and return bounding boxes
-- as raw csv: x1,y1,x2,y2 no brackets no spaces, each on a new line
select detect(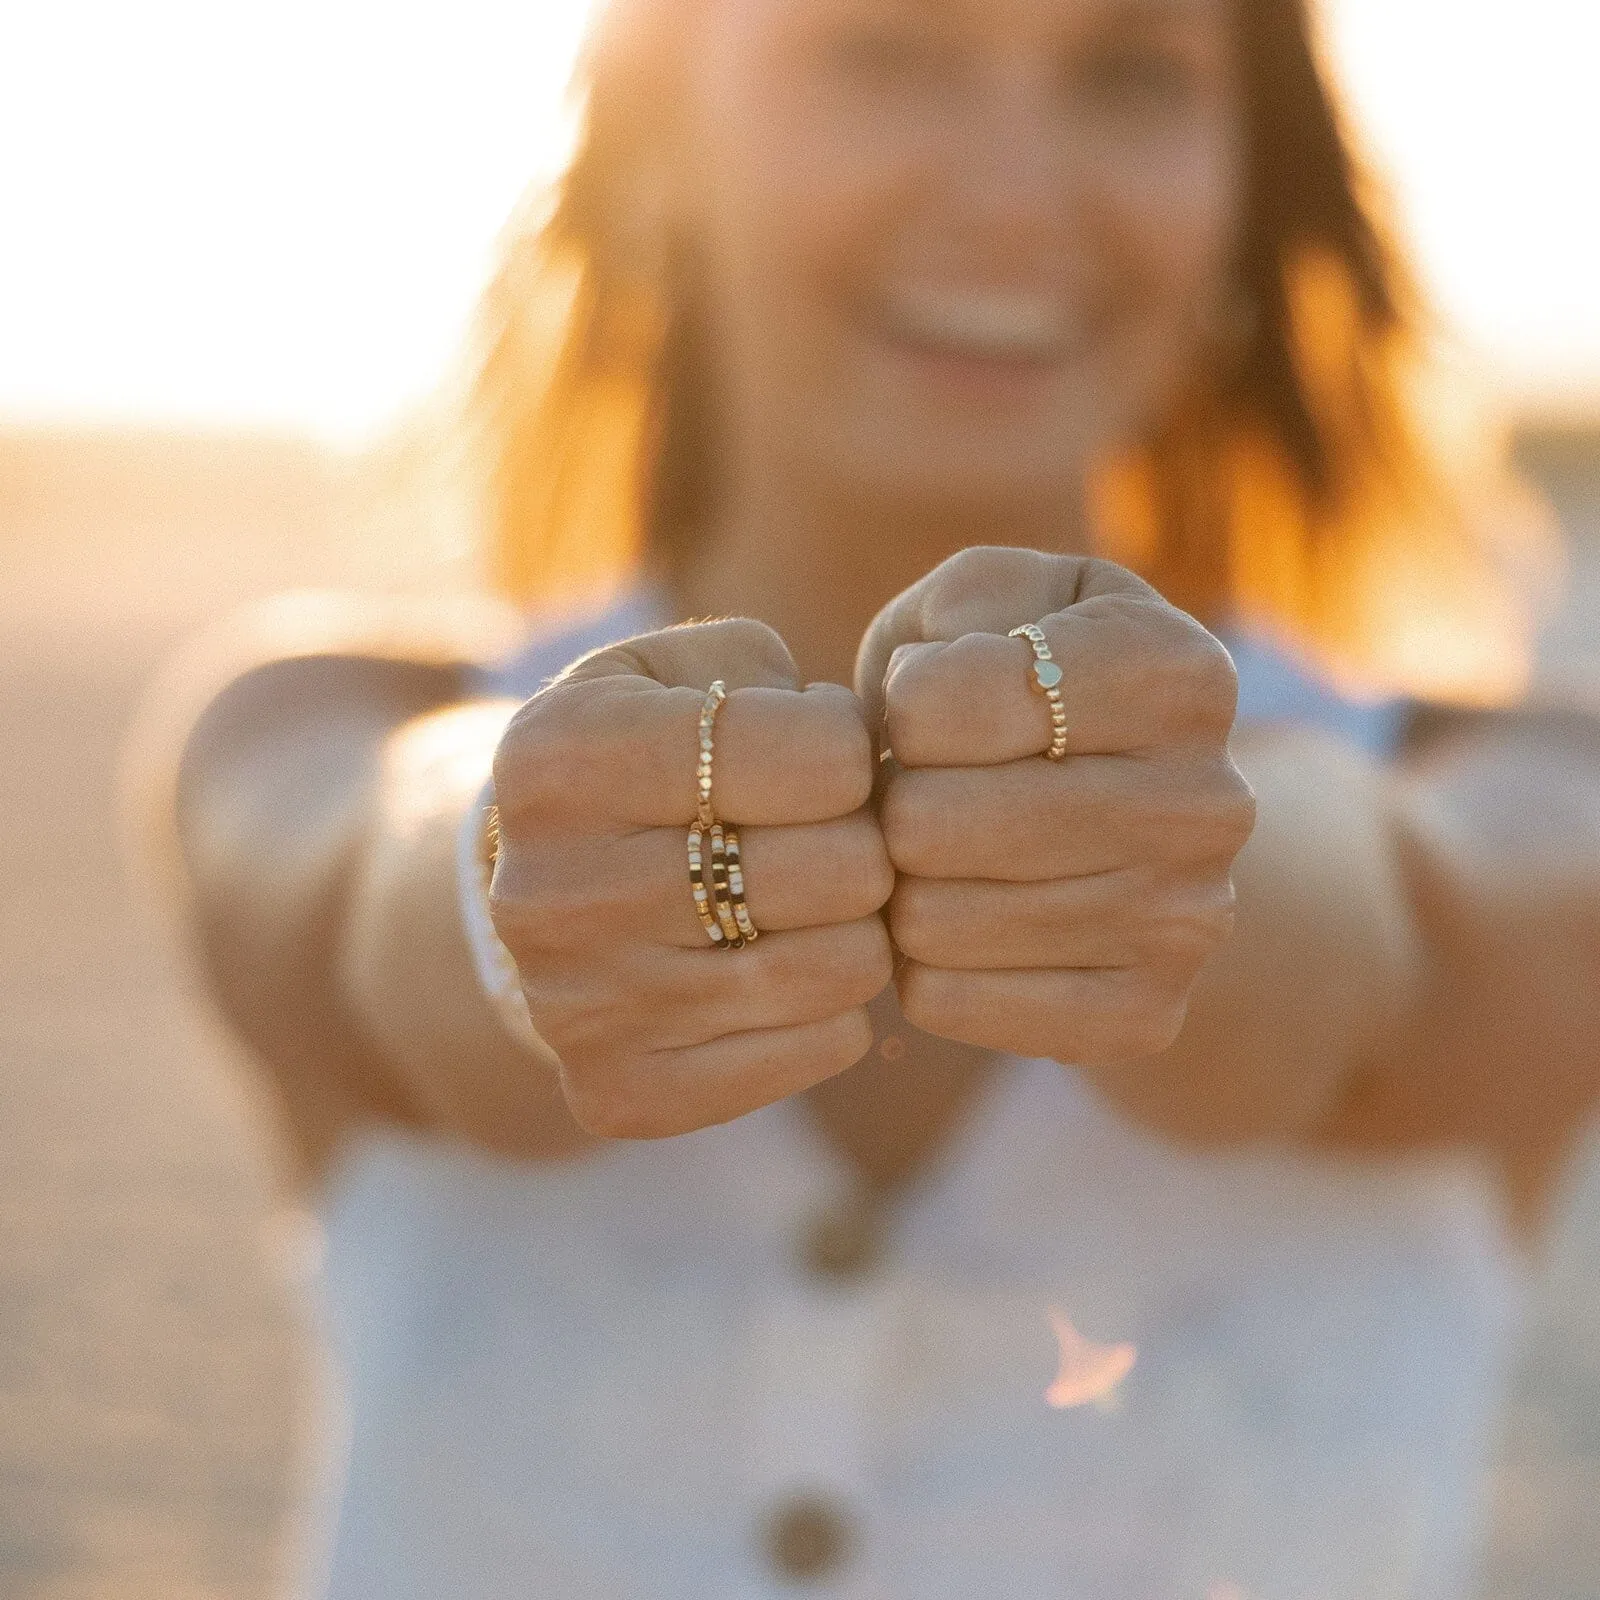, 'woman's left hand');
856,546,1256,1065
